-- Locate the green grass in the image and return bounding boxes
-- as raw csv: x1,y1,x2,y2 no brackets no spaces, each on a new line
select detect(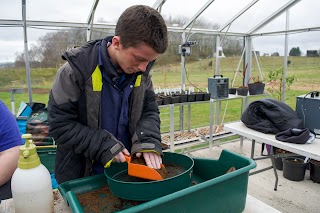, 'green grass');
1,56,319,133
